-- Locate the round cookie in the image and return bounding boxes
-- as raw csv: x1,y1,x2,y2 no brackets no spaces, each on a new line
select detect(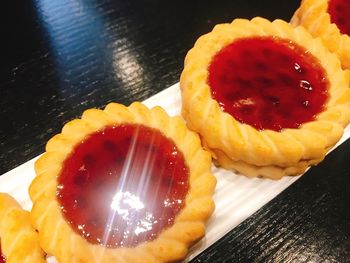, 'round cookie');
291,0,350,69
29,102,216,262
0,193,45,263
180,17,350,179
